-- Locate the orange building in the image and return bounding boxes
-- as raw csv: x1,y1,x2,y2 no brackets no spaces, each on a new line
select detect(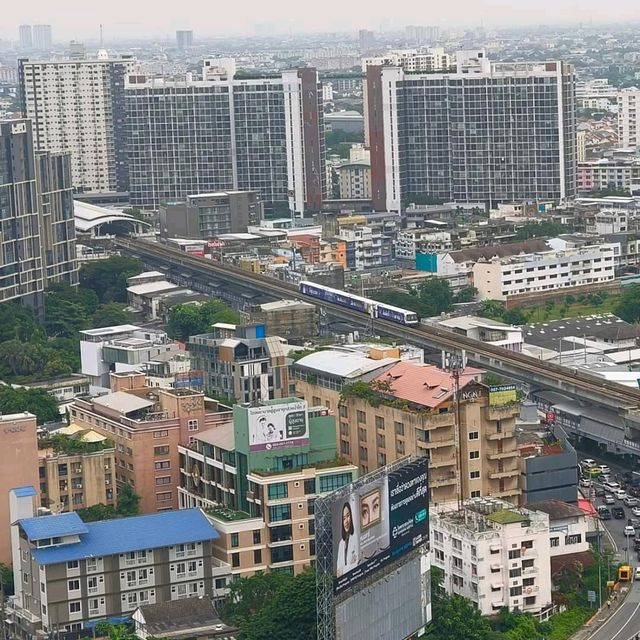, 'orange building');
0,412,39,565
69,373,231,514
